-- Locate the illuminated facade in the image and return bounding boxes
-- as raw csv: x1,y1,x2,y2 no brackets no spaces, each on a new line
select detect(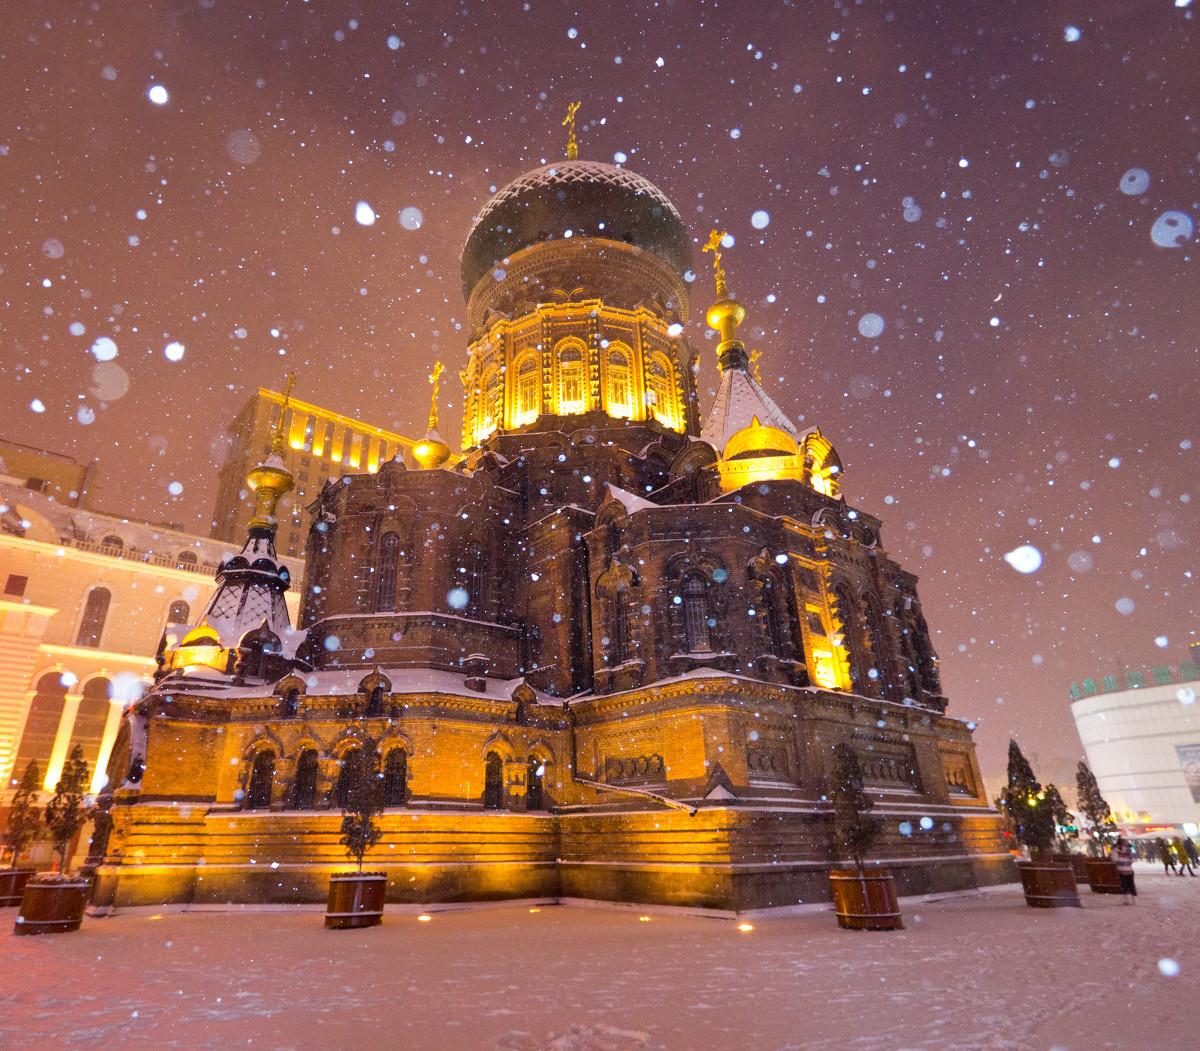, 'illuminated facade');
1070,645,1200,832
212,388,418,559
94,118,1008,913
0,471,301,806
